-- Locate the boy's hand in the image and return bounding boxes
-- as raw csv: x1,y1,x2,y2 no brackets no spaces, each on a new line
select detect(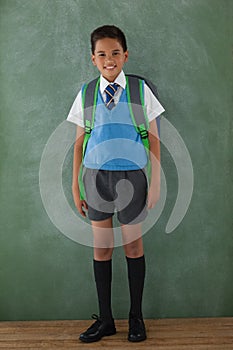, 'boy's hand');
147,184,160,209
72,185,88,218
